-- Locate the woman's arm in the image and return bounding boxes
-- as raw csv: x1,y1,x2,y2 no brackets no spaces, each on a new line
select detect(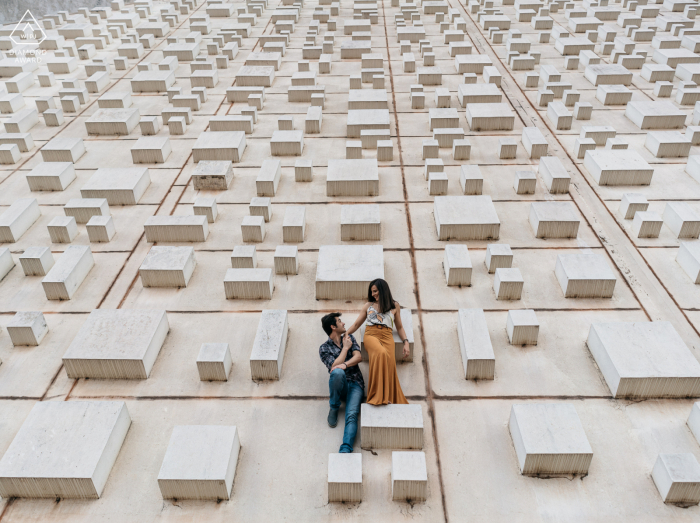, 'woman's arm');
394,302,410,359
345,304,369,336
